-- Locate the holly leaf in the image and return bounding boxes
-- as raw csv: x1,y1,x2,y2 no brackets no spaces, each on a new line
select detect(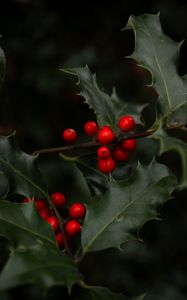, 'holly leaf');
62,66,145,132
81,161,176,253
87,286,145,300
124,13,187,126
0,43,6,83
0,243,82,292
152,129,187,189
0,133,47,198
0,200,56,247
0,201,82,292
